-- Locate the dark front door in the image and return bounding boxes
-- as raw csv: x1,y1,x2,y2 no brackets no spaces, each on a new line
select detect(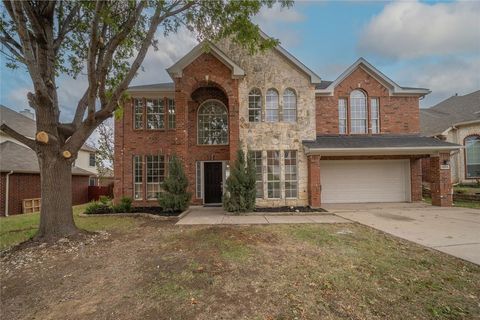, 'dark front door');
204,162,223,204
